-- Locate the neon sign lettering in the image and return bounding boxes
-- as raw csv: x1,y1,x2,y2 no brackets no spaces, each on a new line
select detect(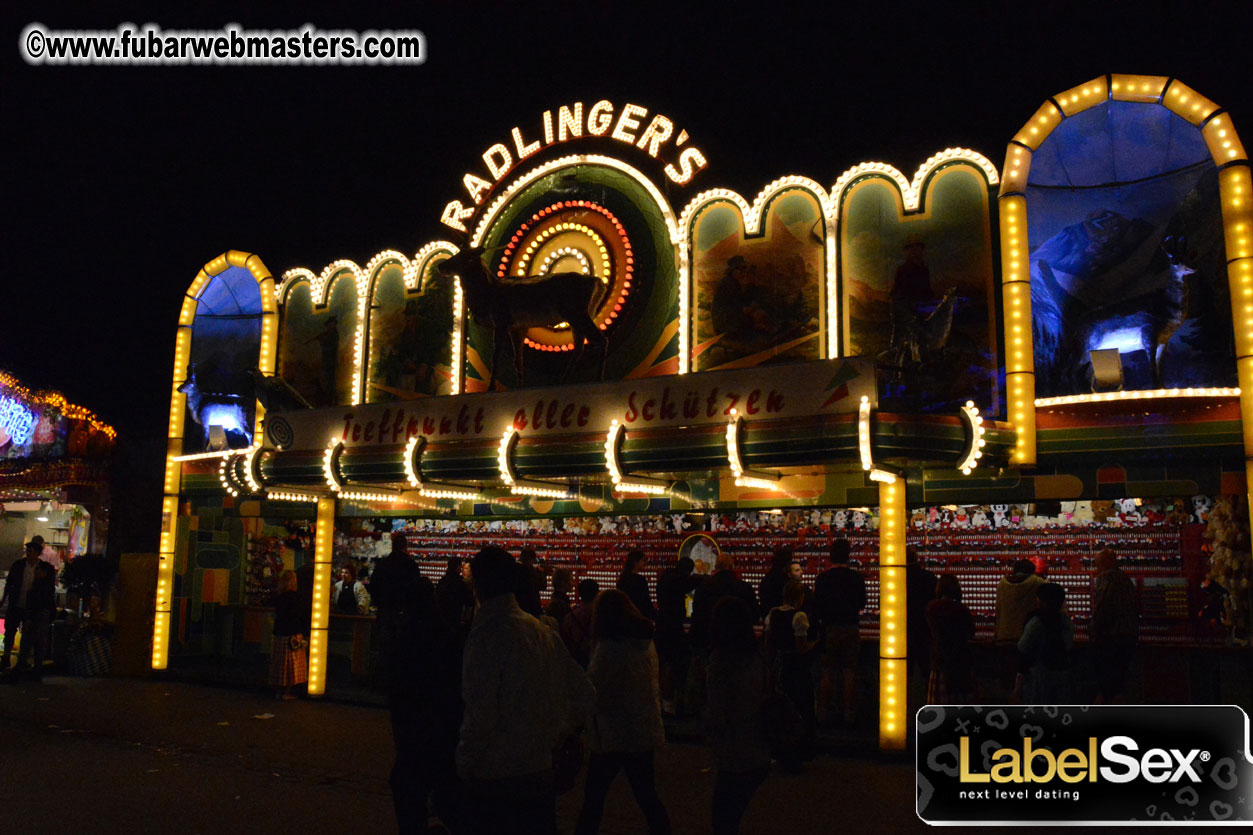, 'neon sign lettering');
441,99,708,231
0,394,36,445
